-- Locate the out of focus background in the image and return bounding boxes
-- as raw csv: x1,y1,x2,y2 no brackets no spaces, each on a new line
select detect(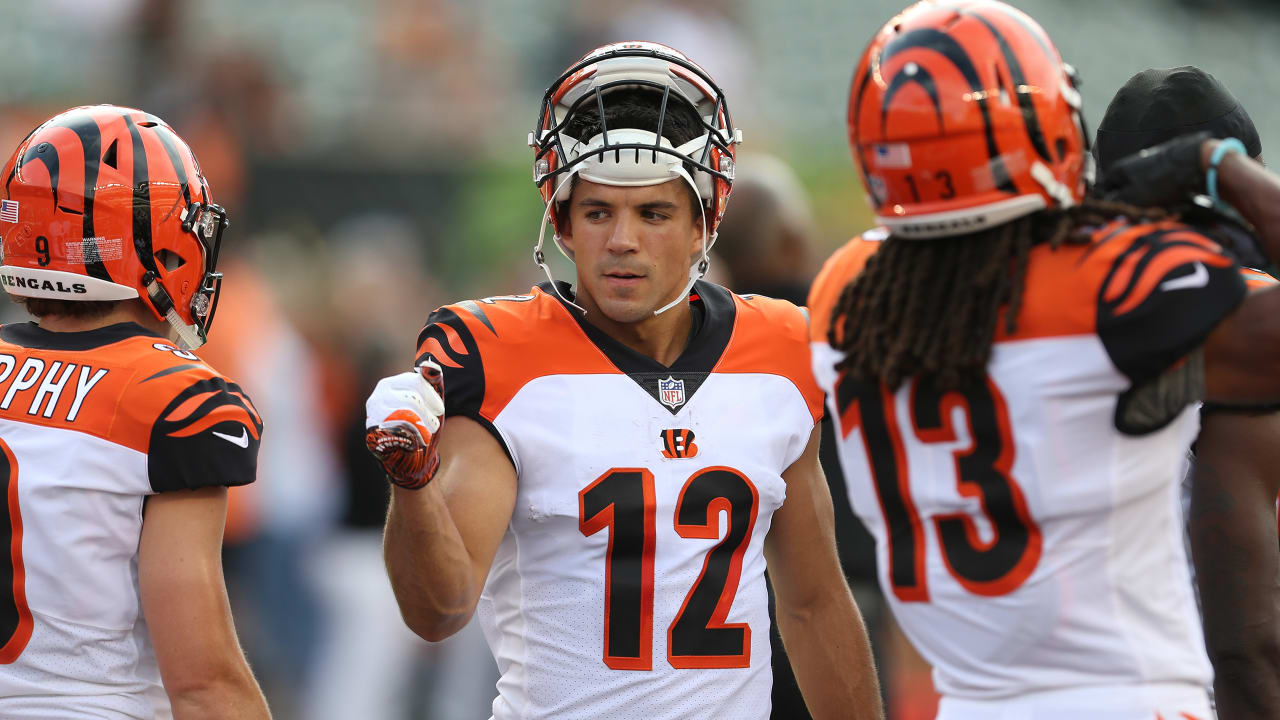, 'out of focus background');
2,0,1278,717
